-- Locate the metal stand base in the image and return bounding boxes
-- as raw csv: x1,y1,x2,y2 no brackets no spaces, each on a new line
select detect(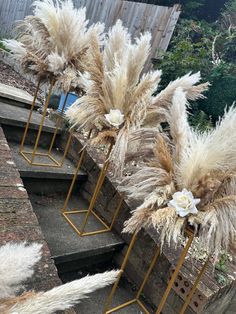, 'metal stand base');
62,139,123,237
19,80,72,167
104,228,210,314
20,149,68,167
63,209,114,237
